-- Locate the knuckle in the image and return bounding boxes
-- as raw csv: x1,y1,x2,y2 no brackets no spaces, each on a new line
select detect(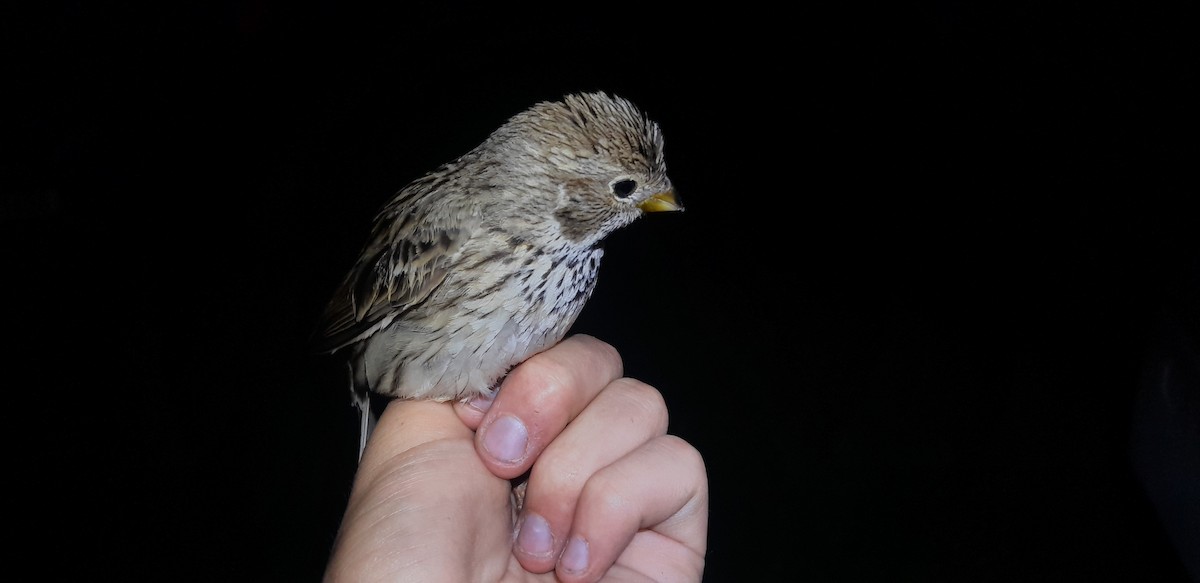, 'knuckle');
530,450,586,497
655,435,706,475
608,378,669,431
568,334,624,377
579,468,633,513
506,355,574,405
